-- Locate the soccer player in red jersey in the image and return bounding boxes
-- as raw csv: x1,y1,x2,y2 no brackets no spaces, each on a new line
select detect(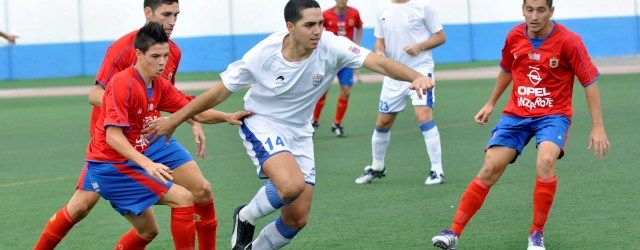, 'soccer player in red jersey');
311,0,363,136
85,22,247,249
34,1,226,249
432,1,610,249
